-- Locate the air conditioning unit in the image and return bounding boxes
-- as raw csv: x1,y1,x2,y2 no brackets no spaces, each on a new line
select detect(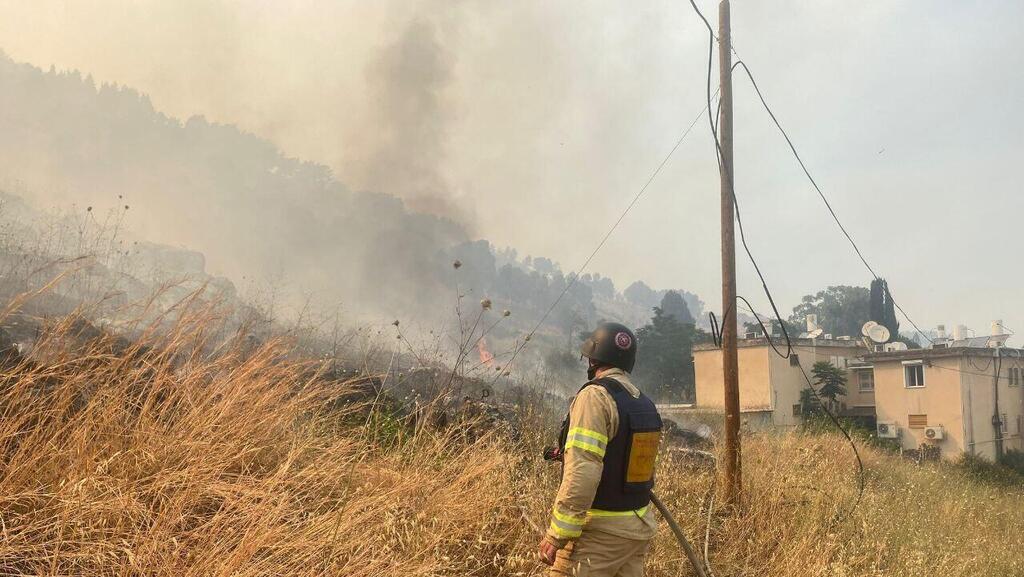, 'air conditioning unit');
877,422,899,439
924,426,945,441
